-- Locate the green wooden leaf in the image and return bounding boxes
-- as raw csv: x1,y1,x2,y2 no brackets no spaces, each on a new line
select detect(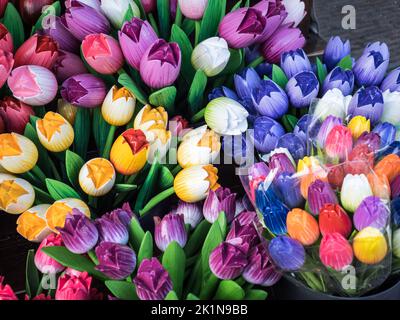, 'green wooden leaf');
41,246,108,281
46,178,81,201
162,241,186,299
118,71,148,105
231,0,243,11
149,86,177,114
337,55,353,70
32,1,61,34
33,186,54,204
217,212,227,239
157,0,170,39
134,156,160,212
244,289,268,300
115,184,138,193
181,18,195,36
170,24,195,84
129,218,146,252
281,114,299,133
25,249,40,298
184,220,211,257
93,107,110,156
2,3,24,49
133,0,146,18
221,49,243,75
198,0,226,43
73,108,91,159
105,280,138,300
138,231,153,266
165,290,179,300
65,150,85,190
272,64,289,89
159,166,174,190
214,280,245,300
186,293,200,300
188,70,207,115
316,57,328,85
